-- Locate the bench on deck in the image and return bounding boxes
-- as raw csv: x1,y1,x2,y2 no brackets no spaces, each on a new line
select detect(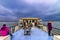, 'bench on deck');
0,35,10,40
